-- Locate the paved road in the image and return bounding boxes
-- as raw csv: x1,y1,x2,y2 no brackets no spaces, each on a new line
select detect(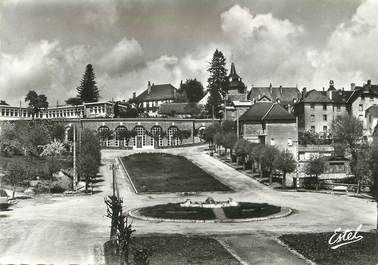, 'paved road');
0,145,375,264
